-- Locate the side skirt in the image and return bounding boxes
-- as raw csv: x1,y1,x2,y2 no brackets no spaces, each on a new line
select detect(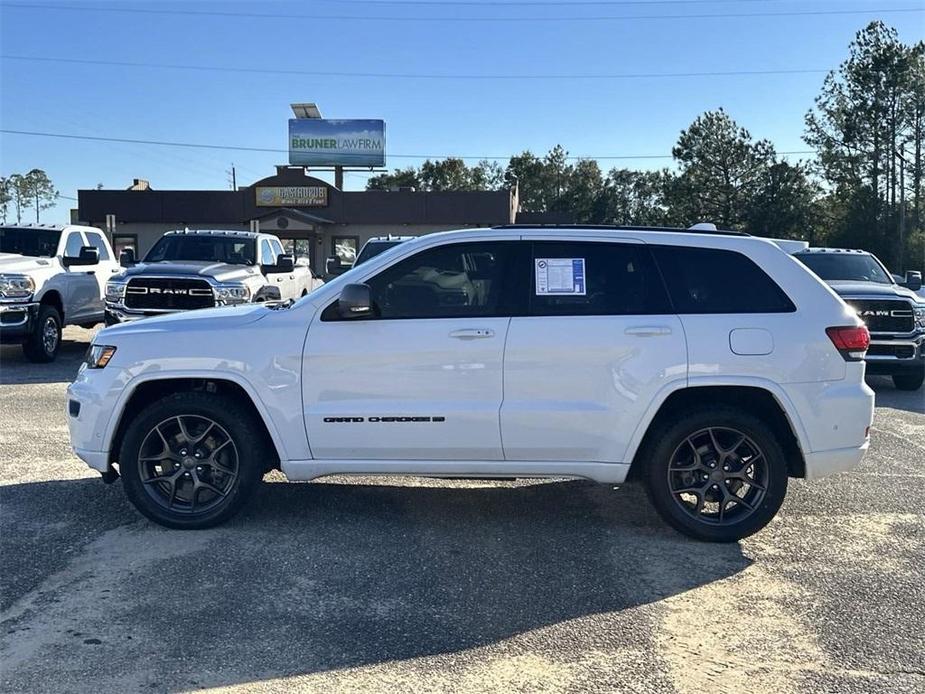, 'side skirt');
280,459,631,484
